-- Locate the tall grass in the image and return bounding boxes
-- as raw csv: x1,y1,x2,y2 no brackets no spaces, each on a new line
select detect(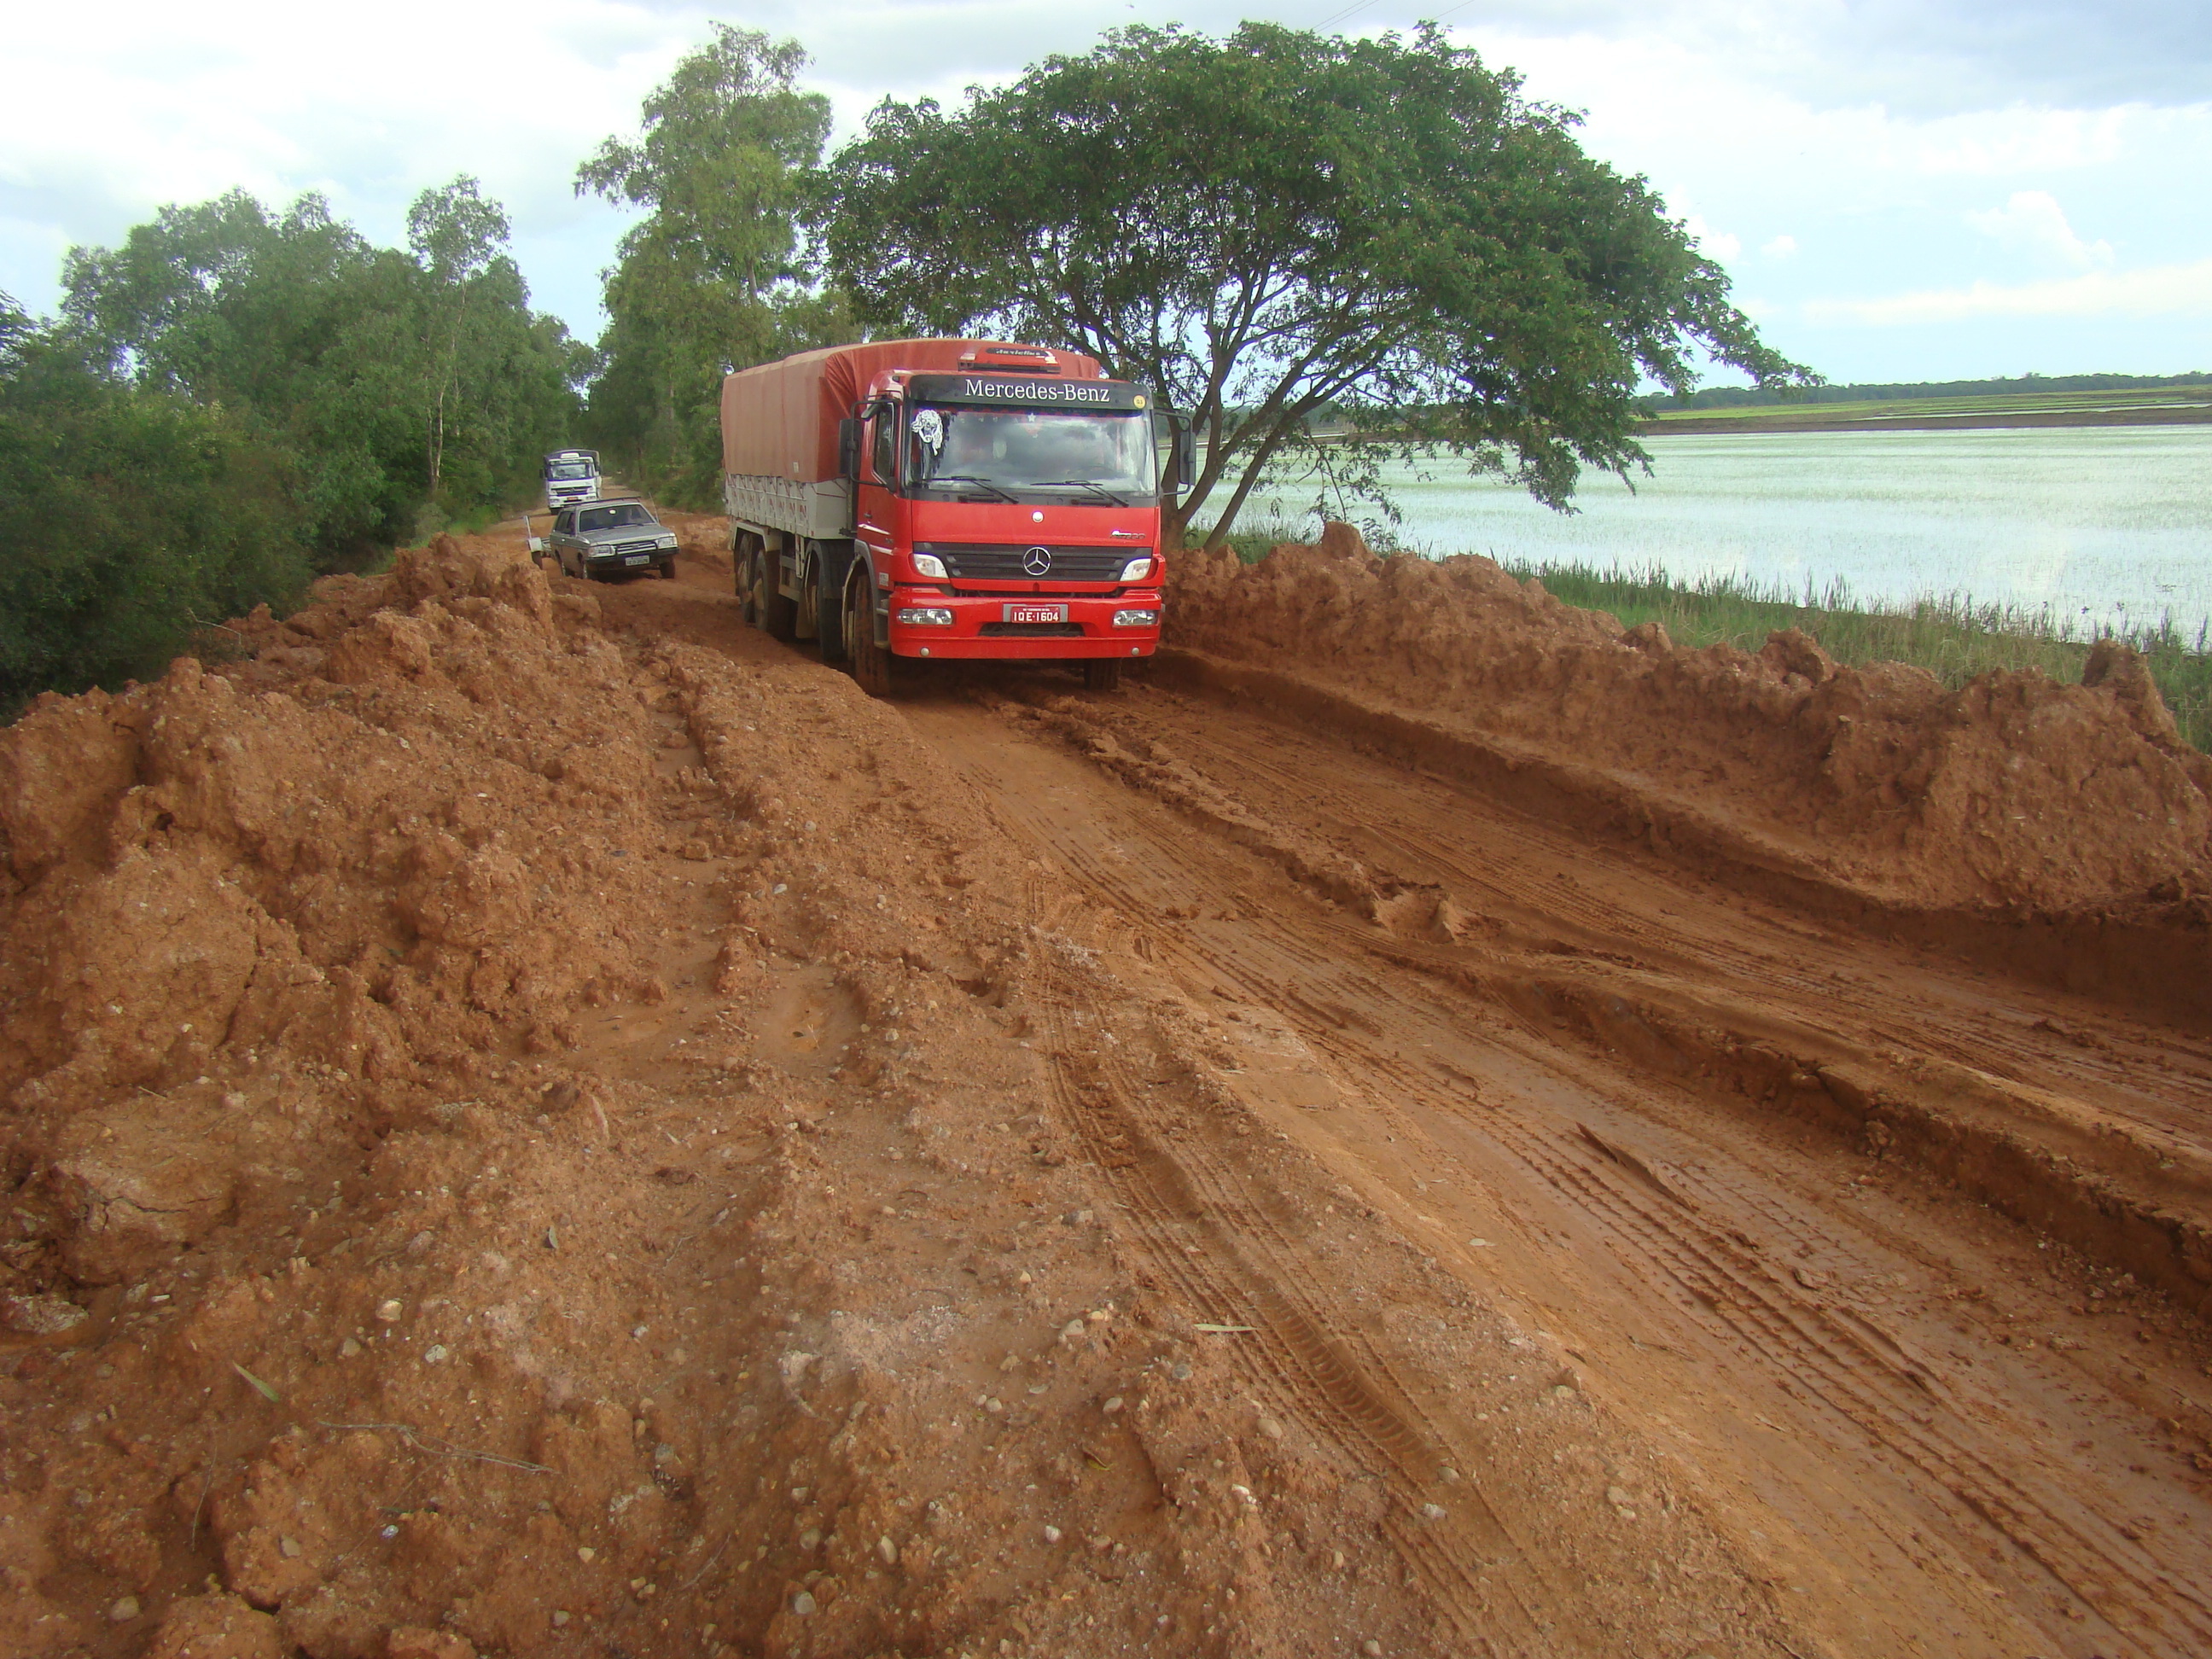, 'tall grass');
1187,516,2212,751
